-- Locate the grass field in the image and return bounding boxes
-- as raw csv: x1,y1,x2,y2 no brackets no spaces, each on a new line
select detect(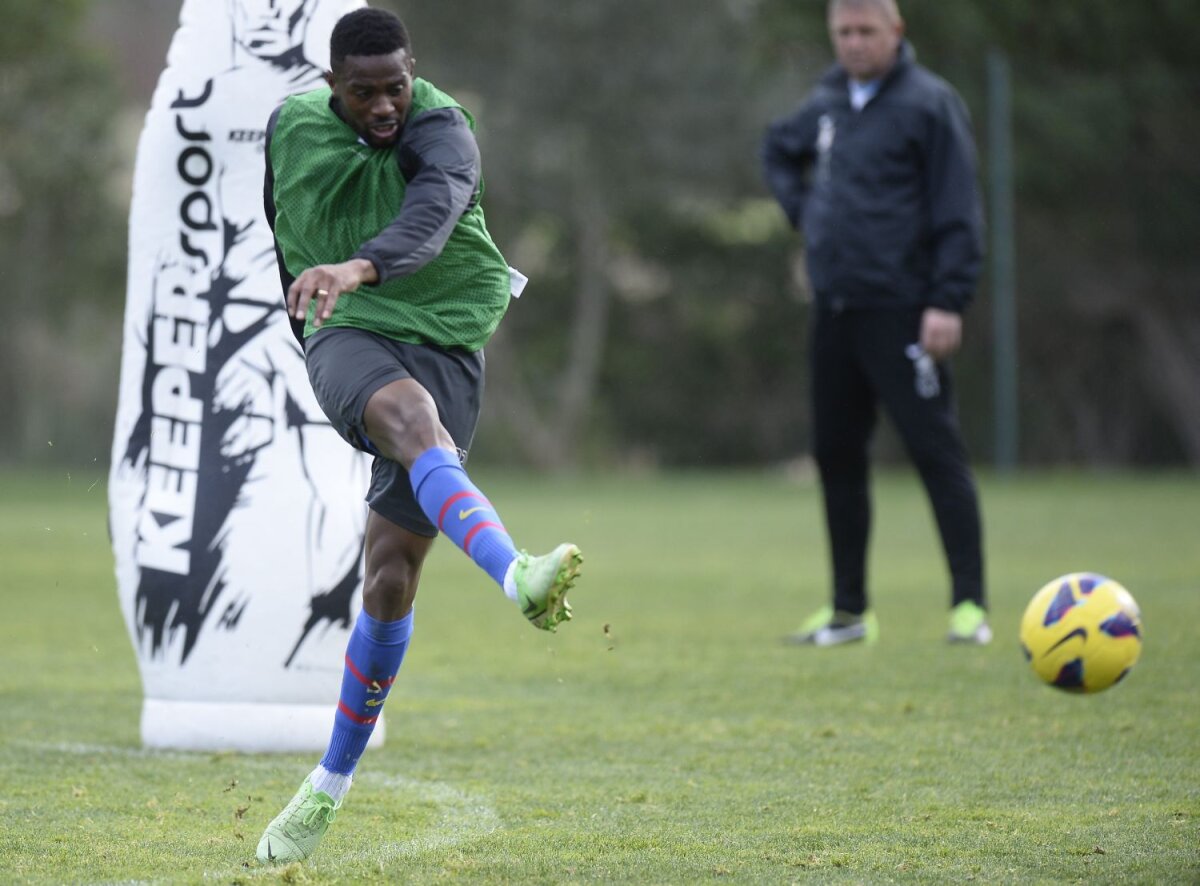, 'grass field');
1,466,1197,884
